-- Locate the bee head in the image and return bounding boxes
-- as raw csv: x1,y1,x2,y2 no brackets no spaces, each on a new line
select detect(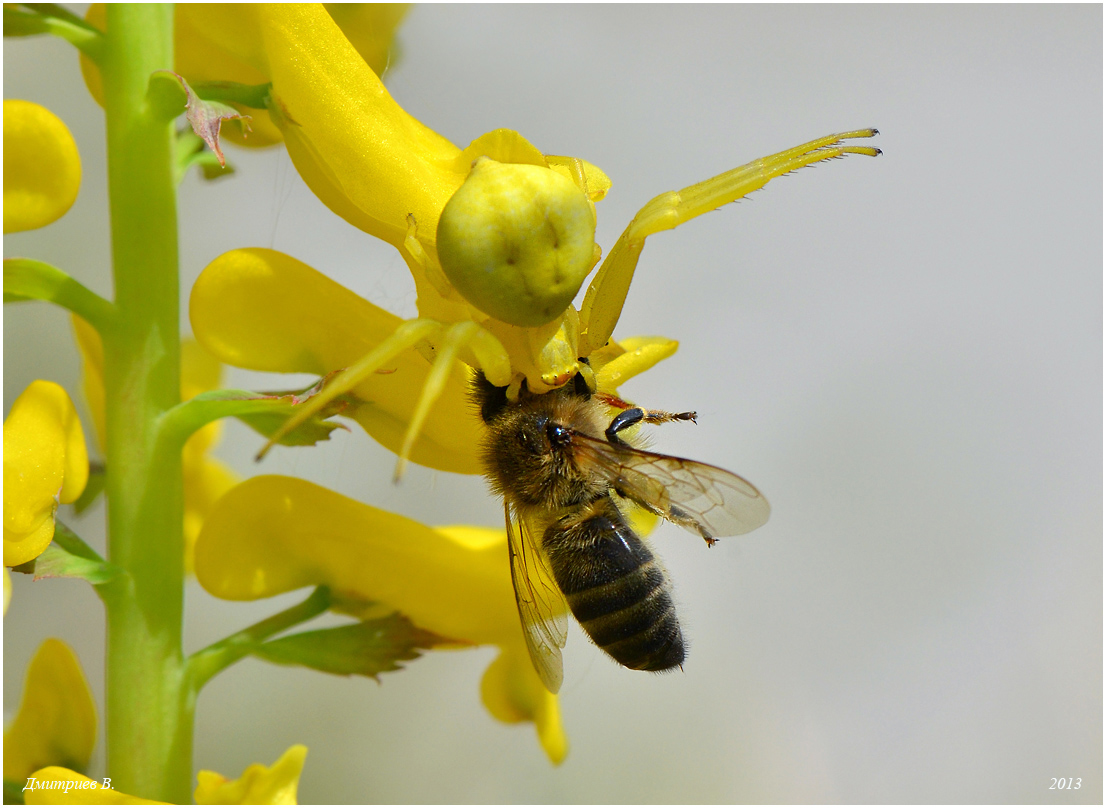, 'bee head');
545,419,571,449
